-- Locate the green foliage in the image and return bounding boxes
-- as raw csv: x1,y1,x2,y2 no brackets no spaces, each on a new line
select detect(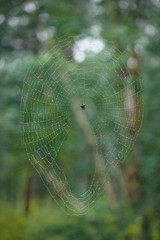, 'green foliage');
0,200,143,240
0,0,160,239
